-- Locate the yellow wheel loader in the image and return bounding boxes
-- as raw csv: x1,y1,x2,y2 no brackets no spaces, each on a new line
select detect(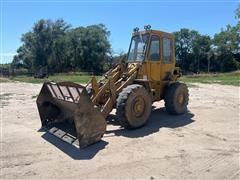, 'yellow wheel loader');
36,25,189,148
